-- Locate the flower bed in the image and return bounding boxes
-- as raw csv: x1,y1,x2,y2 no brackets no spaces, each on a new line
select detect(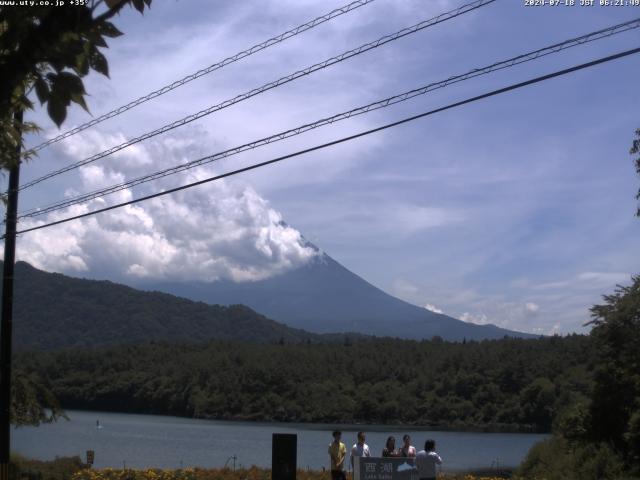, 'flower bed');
70,467,511,480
